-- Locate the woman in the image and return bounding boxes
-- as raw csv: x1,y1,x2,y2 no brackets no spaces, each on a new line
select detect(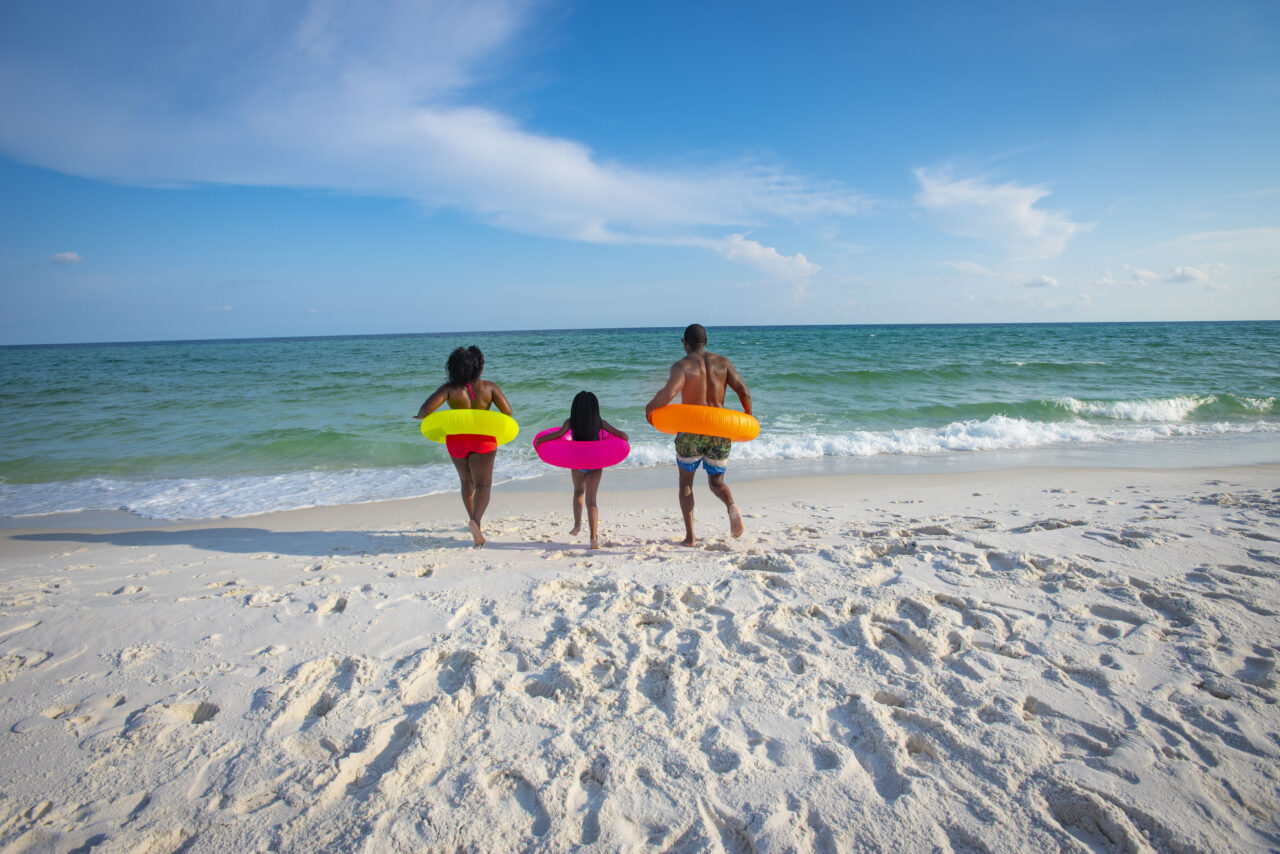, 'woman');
416,346,513,547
